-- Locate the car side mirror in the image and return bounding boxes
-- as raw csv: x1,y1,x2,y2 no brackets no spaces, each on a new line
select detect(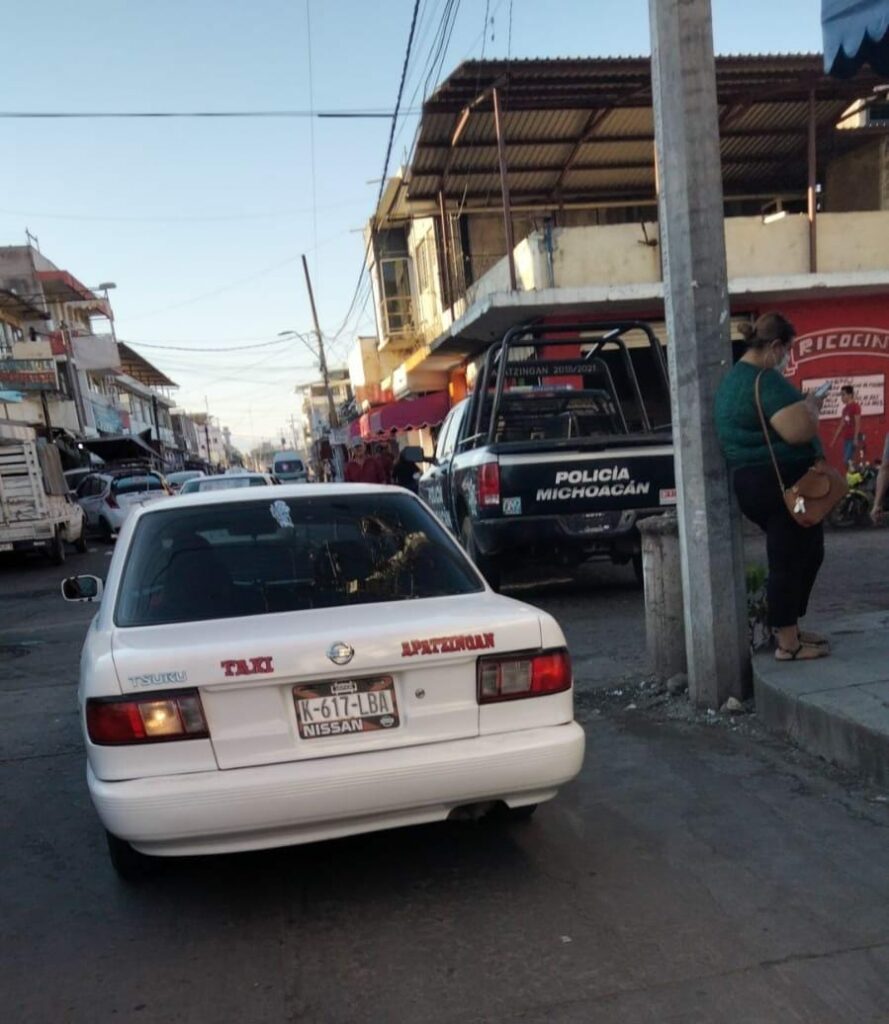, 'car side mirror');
61,575,104,603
